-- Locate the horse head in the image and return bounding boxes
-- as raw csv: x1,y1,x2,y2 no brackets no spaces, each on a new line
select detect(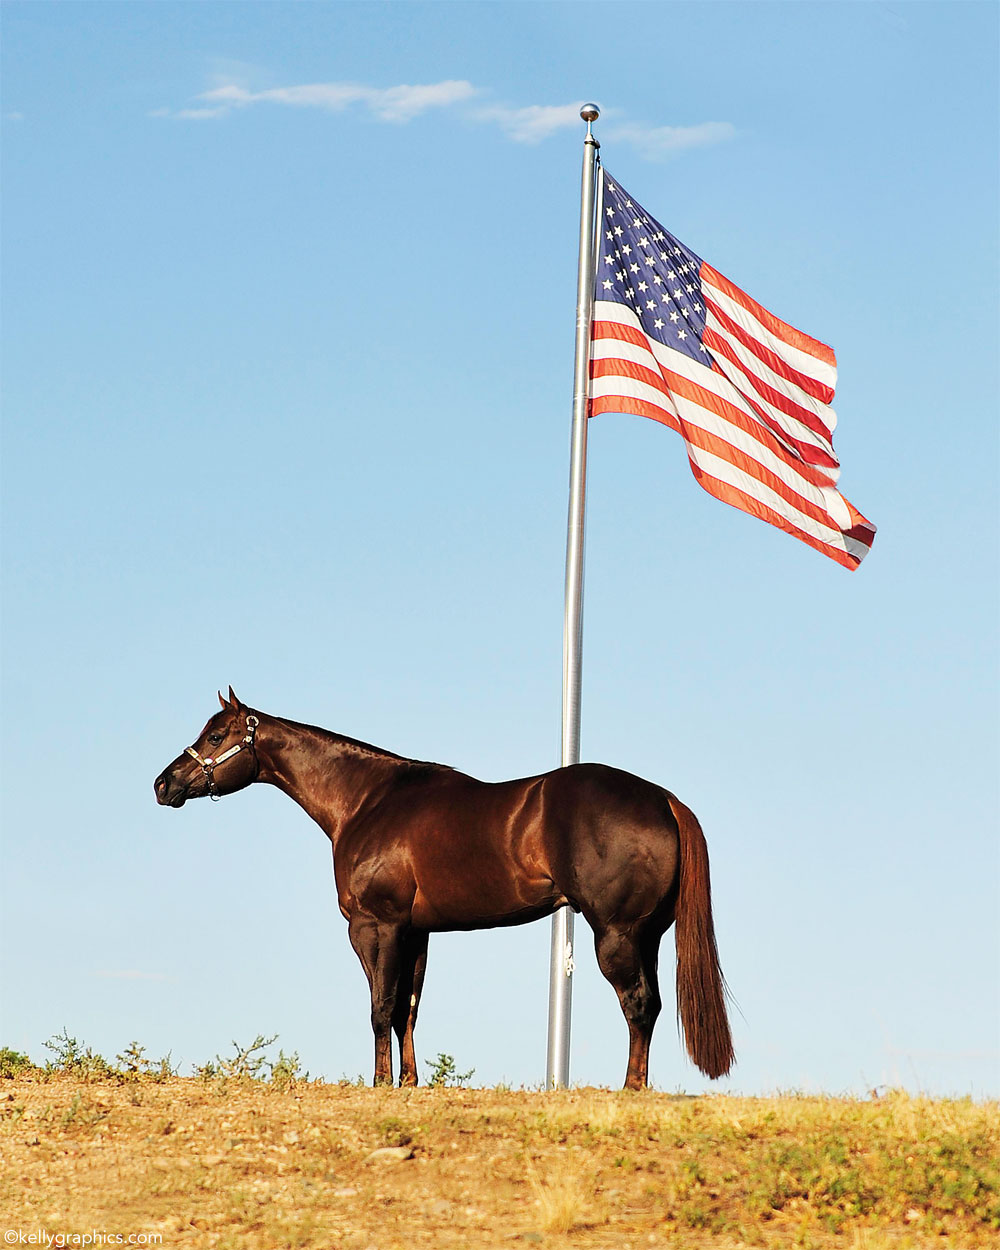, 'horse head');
154,686,260,807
